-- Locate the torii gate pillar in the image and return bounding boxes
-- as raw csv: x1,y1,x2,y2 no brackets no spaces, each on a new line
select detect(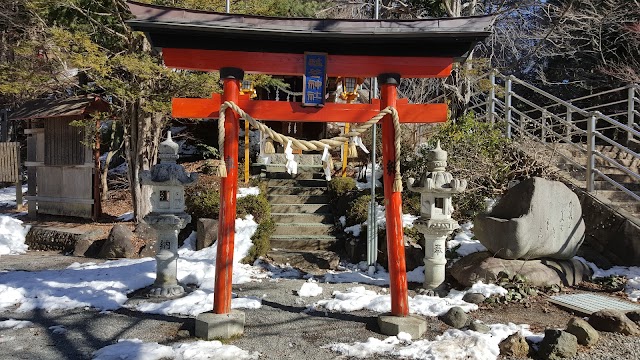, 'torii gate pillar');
379,73,409,317
214,67,243,315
